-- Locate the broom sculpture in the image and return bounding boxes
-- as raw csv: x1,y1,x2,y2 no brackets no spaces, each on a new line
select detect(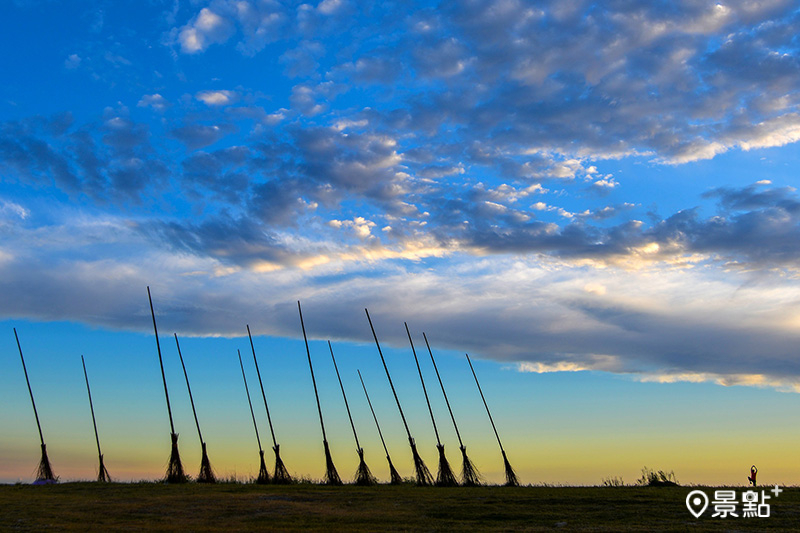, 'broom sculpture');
14,328,57,484
247,325,292,483
424,333,481,486
298,302,342,485
237,349,270,483
174,334,216,483
357,370,403,484
329,341,376,485
365,309,433,486
405,324,458,486
81,355,110,482
466,354,518,486
147,286,187,483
